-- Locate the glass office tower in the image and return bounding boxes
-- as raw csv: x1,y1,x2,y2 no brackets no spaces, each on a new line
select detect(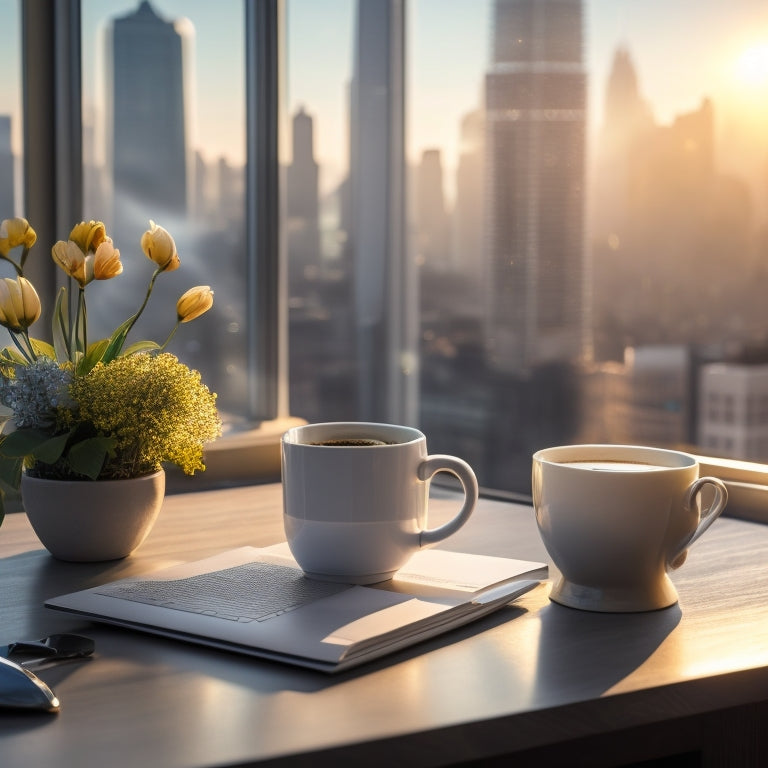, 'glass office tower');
484,0,588,374
110,0,188,218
